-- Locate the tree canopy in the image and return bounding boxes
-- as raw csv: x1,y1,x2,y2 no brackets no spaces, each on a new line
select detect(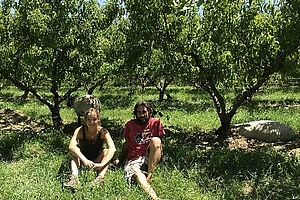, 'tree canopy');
0,0,121,128
123,0,300,137
1,0,299,135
